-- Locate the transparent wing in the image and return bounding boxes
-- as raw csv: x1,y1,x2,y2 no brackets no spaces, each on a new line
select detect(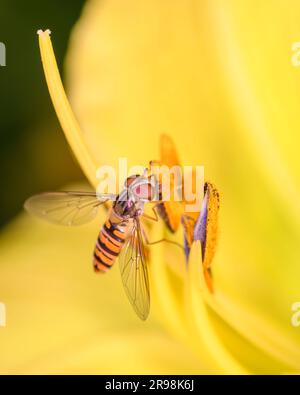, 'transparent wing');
118,219,150,320
24,191,115,226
